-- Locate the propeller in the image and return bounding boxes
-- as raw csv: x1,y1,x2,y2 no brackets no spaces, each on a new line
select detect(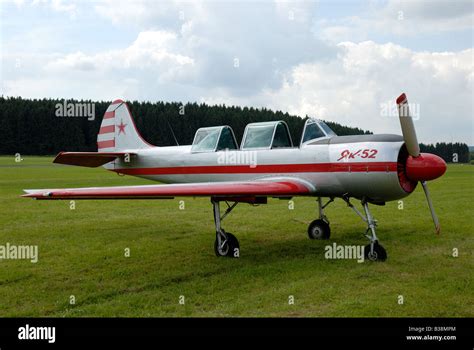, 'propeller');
420,181,441,234
396,94,420,157
396,93,446,234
